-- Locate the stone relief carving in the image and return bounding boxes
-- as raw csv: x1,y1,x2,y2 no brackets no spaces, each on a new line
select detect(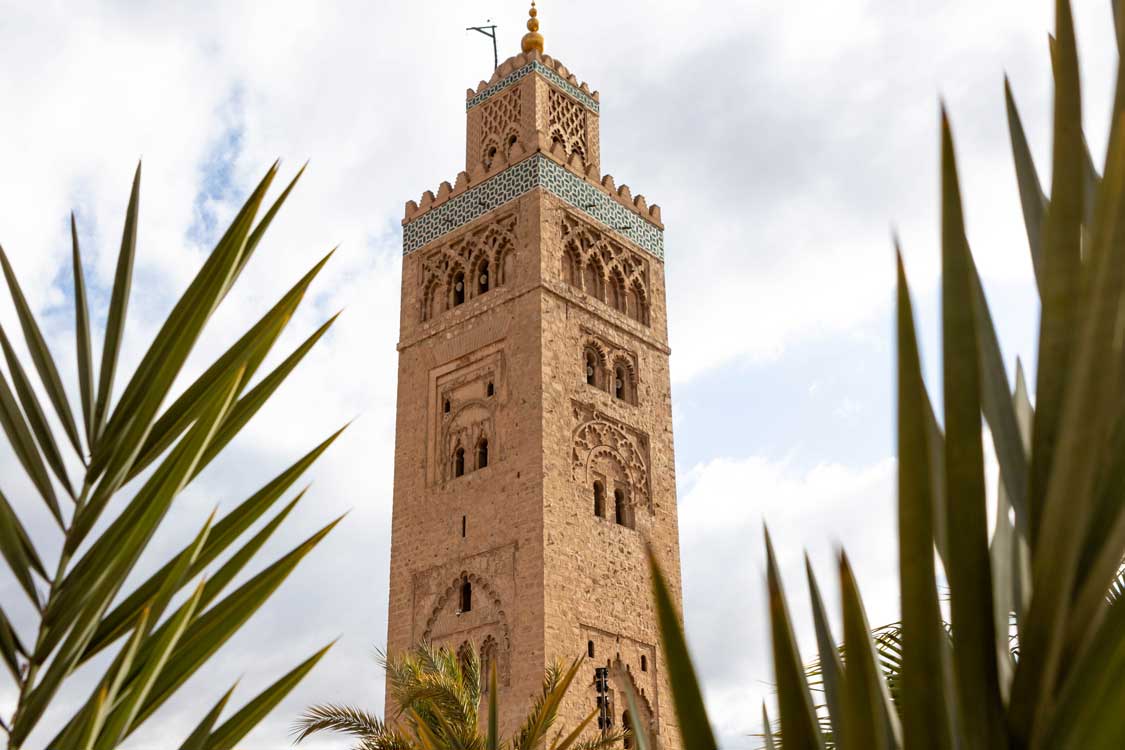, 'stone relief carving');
560,212,650,325
420,212,518,323
572,401,651,514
